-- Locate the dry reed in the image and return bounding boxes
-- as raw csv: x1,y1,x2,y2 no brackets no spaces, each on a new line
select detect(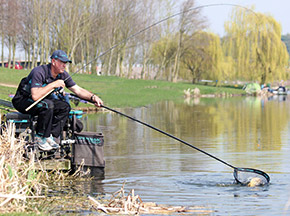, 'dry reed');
89,182,213,215
0,115,95,214
0,121,46,213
